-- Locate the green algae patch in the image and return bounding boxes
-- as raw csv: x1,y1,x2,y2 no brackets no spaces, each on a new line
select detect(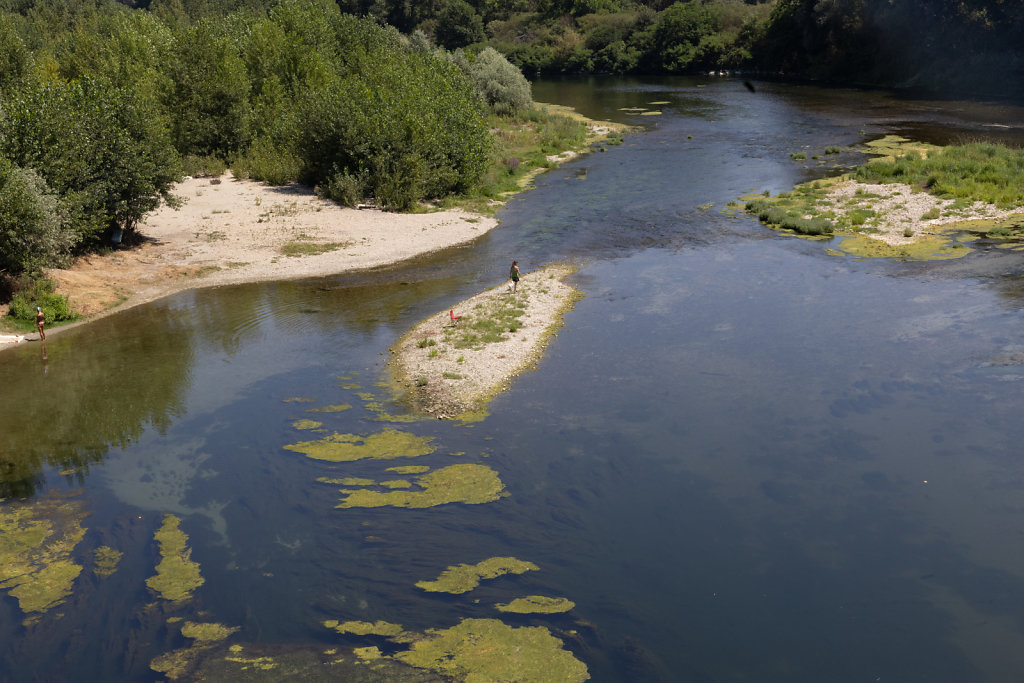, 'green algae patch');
285,428,435,462
336,464,505,509
496,596,576,614
325,620,405,637
307,404,351,413
182,621,239,642
291,419,322,430
225,648,278,671
456,408,490,424
9,560,83,614
387,465,431,474
282,397,315,403
833,233,969,260
151,647,204,679
416,556,539,595
861,134,941,161
92,546,122,577
354,646,385,660
0,494,88,618
394,618,589,682
179,641,444,681
318,476,376,486
146,514,204,603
